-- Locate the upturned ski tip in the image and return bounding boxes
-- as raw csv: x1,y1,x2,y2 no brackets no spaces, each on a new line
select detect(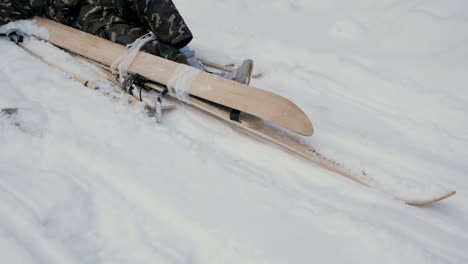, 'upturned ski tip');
290,103,314,136
403,190,456,206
